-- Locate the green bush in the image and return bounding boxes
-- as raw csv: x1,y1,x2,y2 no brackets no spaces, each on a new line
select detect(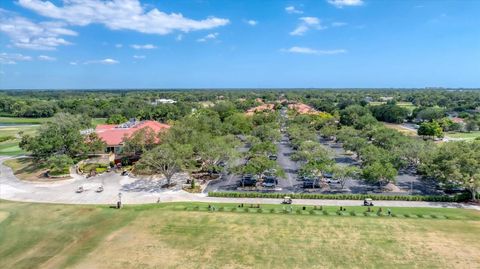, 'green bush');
80,163,108,173
208,192,468,202
48,168,70,176
95,167,107,173
0,135,15,142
